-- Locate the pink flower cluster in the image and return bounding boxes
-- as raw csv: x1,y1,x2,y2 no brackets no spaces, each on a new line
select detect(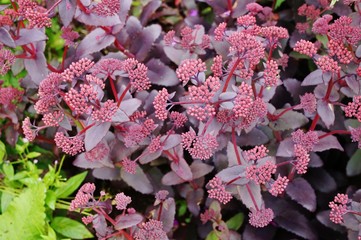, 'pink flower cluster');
154,88,169,120
248,207,274,228
134,219,167,240
269,175,289,196
91,100,118,122
244,145,269,161
182,131,218,160
54,132,84,156
207,177,233,204
176,59,206,85
291,129,319,152
246,161,277,184
0,47,15,75
115,192,132,210
345,96,361,122
299,93,317,114
92,0,120,16
122,58,151,92
293,144,311,174
329,193,349,224
62,58,95,82
315,56,340,74
227,32,264,66
85,142,109,161
294,40,317,57
69,183,95,211
263,60,279,87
